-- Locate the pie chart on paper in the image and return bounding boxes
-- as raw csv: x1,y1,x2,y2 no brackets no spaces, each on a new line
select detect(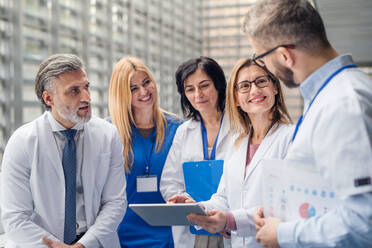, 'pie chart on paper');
299,203,316,219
